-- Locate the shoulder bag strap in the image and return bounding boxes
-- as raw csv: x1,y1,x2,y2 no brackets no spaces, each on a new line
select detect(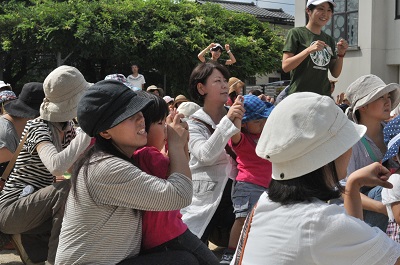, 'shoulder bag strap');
360,136,379,162
192,118,237,161
1,131,28,183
